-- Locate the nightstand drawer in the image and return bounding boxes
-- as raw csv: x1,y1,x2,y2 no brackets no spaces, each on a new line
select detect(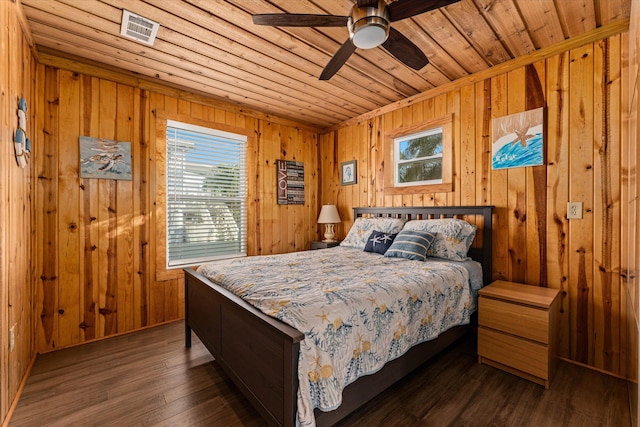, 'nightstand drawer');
479,296,549,344
478,327,548,380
